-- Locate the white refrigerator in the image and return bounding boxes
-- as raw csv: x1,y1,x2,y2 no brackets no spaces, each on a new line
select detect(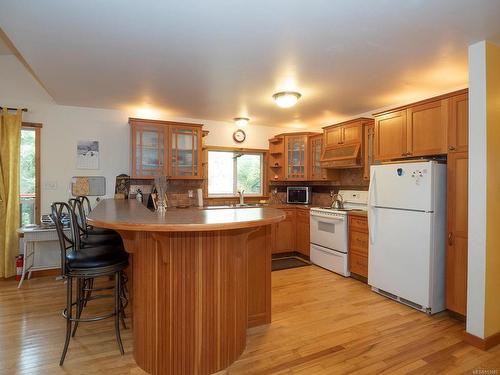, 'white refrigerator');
367,161,447,314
